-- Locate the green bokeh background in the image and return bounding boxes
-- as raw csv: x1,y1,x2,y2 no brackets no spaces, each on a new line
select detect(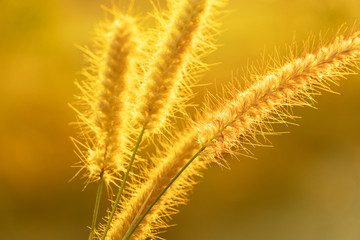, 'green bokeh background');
1,0,360,239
